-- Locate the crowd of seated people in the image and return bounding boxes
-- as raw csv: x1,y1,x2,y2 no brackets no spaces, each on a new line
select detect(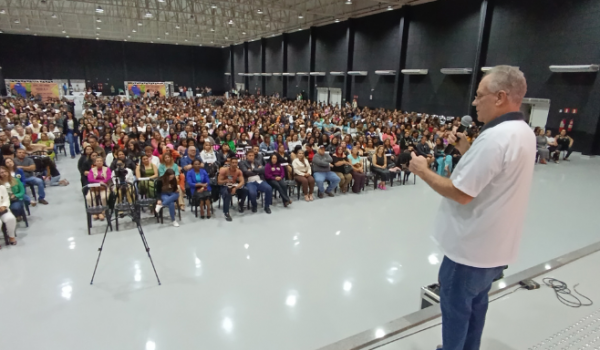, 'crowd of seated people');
0,97,78,247
0,91,577,233
535,126,575,164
